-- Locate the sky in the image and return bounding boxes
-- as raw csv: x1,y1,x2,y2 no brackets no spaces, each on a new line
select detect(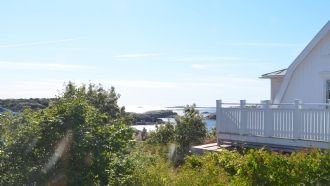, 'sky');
0,0,330,107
